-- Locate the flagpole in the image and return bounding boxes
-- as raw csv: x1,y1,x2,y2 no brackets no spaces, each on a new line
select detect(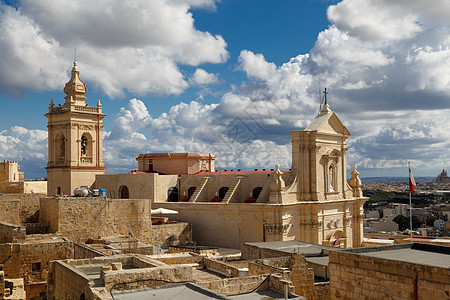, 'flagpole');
409,161,413,242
